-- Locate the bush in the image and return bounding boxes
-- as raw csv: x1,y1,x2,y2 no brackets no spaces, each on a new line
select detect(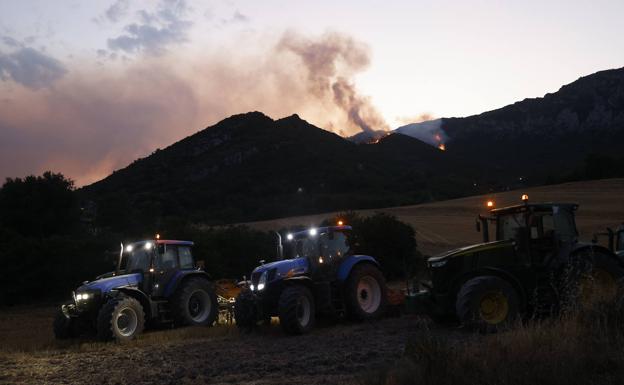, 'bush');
323,212,423,280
